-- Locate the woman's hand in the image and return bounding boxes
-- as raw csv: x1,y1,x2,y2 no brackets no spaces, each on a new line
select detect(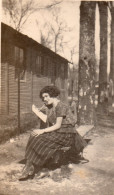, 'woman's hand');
31,117,63,136
31,129,45,137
